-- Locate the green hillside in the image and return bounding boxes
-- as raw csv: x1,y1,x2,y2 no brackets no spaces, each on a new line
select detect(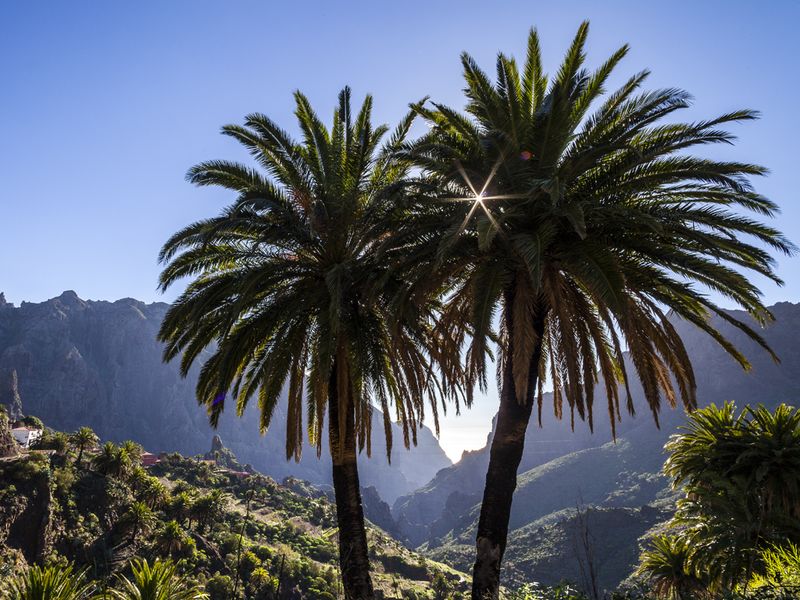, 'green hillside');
0,424,467,599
